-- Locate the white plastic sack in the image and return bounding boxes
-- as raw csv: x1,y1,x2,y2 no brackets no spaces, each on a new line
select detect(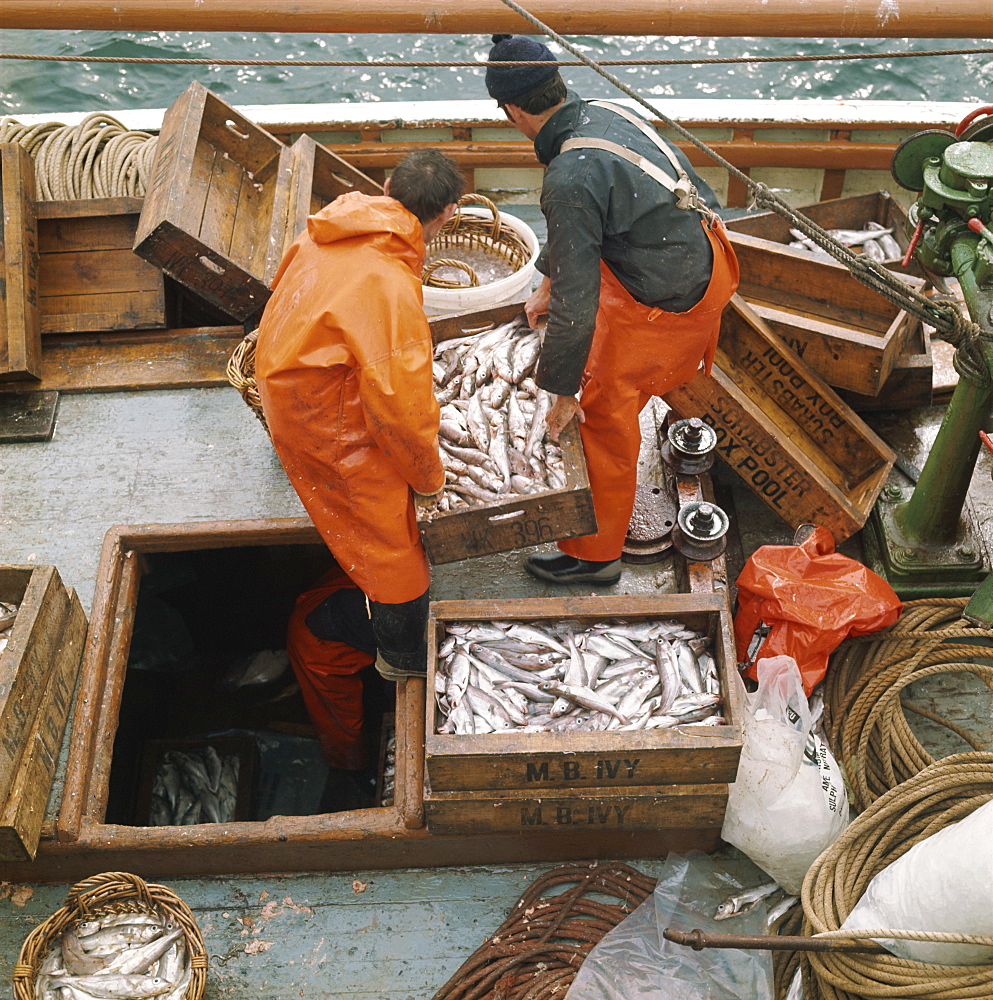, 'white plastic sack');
841,798,993,965
721,656,849,894
565,851,774,1000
